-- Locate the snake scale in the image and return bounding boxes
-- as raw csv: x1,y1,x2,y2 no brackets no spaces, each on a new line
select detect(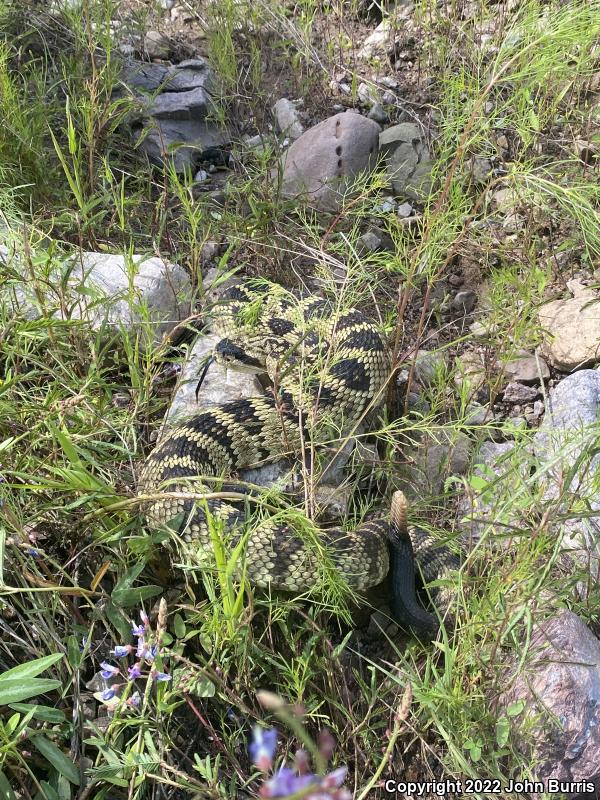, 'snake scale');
139,280,459,638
